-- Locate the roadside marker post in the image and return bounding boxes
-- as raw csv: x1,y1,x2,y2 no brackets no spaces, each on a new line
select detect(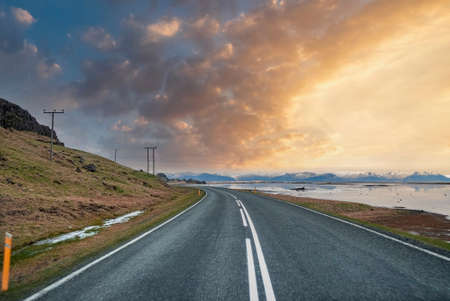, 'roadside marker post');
2,232,12,292
198,189,201,196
